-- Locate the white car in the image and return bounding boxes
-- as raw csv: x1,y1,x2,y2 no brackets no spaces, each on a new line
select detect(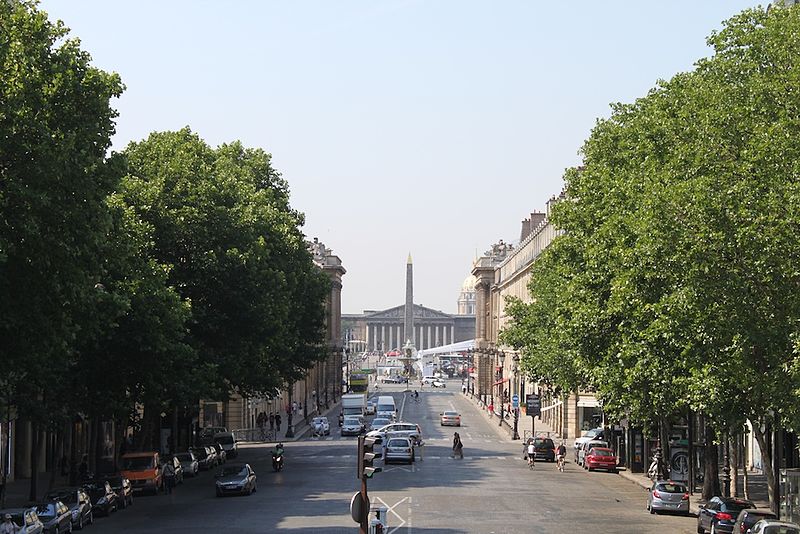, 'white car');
573,427,604,451
431,379,446,388
311,417,331,436
366,422,421,443
341,416,365,436
369,417,392,432
364,401,376,415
